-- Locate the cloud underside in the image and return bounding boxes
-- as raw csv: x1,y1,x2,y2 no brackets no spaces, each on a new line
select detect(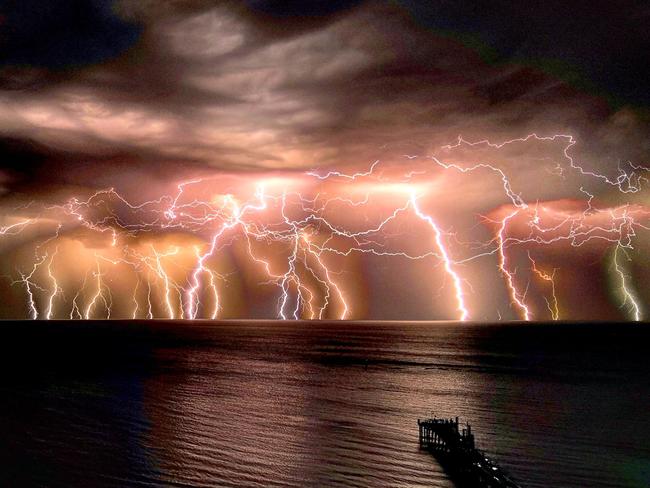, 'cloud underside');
0,1,646,195
0,1,648,320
